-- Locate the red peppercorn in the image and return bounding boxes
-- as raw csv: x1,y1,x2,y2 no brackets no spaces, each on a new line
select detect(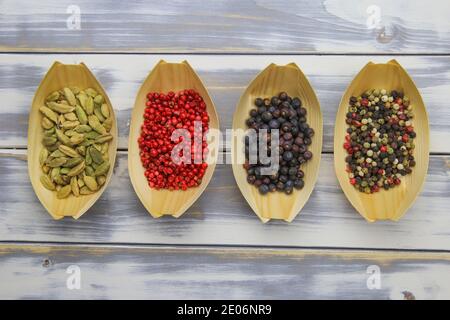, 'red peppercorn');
361,99,368,107
402,134,409,142
138,89,210,190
